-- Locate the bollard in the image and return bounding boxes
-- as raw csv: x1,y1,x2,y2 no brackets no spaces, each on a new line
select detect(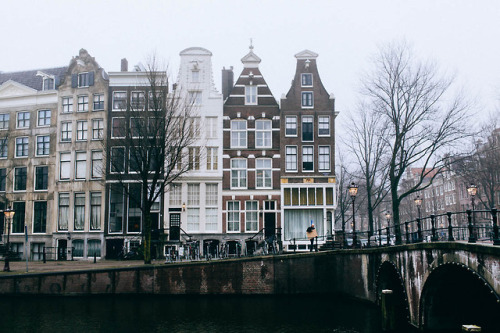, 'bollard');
431,214,437,241
381,289,395,331
447,212,455,241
